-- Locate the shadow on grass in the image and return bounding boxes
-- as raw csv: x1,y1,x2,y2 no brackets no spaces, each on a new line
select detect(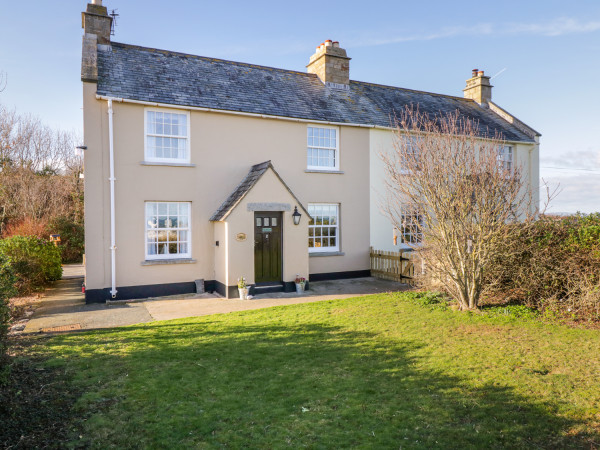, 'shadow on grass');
42,320,597,448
